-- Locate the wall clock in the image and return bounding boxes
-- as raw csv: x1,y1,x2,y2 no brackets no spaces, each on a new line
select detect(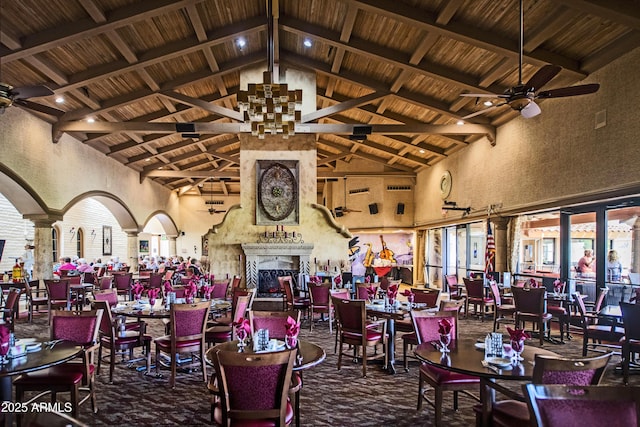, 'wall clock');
440,170,452,200
256,160,299,224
